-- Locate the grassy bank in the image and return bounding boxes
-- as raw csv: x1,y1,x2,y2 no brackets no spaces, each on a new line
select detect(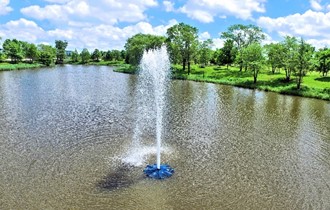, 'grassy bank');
66,60,126,66
66,60,134,71
0,62,45,71
115,64,330,101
